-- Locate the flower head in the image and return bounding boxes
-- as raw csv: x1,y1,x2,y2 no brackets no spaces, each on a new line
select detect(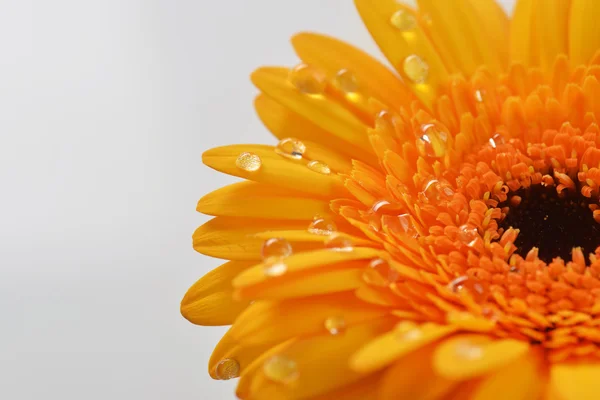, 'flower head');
182,0,600,398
